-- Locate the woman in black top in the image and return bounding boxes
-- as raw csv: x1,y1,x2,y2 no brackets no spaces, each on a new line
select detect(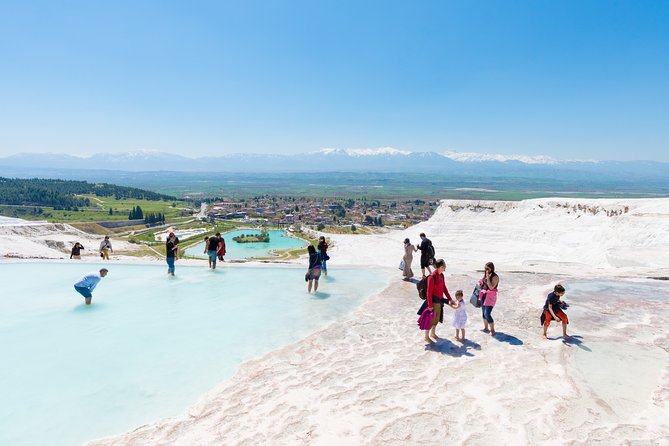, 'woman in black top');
306,245,322,293
70,242,84,259
317,236,329,277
